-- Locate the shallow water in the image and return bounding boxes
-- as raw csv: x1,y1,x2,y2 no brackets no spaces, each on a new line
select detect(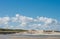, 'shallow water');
0,34,60,39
